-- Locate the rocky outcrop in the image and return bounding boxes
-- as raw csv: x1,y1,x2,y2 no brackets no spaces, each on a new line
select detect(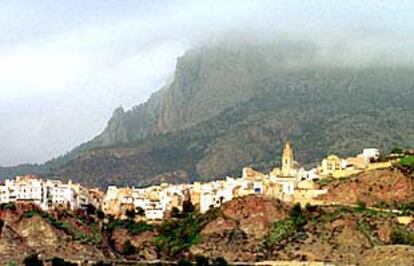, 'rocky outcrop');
110,228,158,261
14,215,61,249
319,169,414,206
191,195,290,262
360,245,414,266
93,107,129,146
221,196,288,239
